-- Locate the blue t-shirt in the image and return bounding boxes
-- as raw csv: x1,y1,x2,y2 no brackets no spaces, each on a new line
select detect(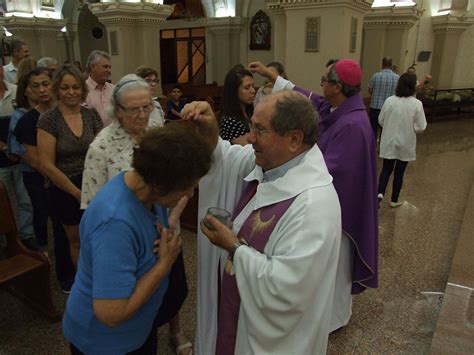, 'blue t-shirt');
166,99,185,121
62,172,169,354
